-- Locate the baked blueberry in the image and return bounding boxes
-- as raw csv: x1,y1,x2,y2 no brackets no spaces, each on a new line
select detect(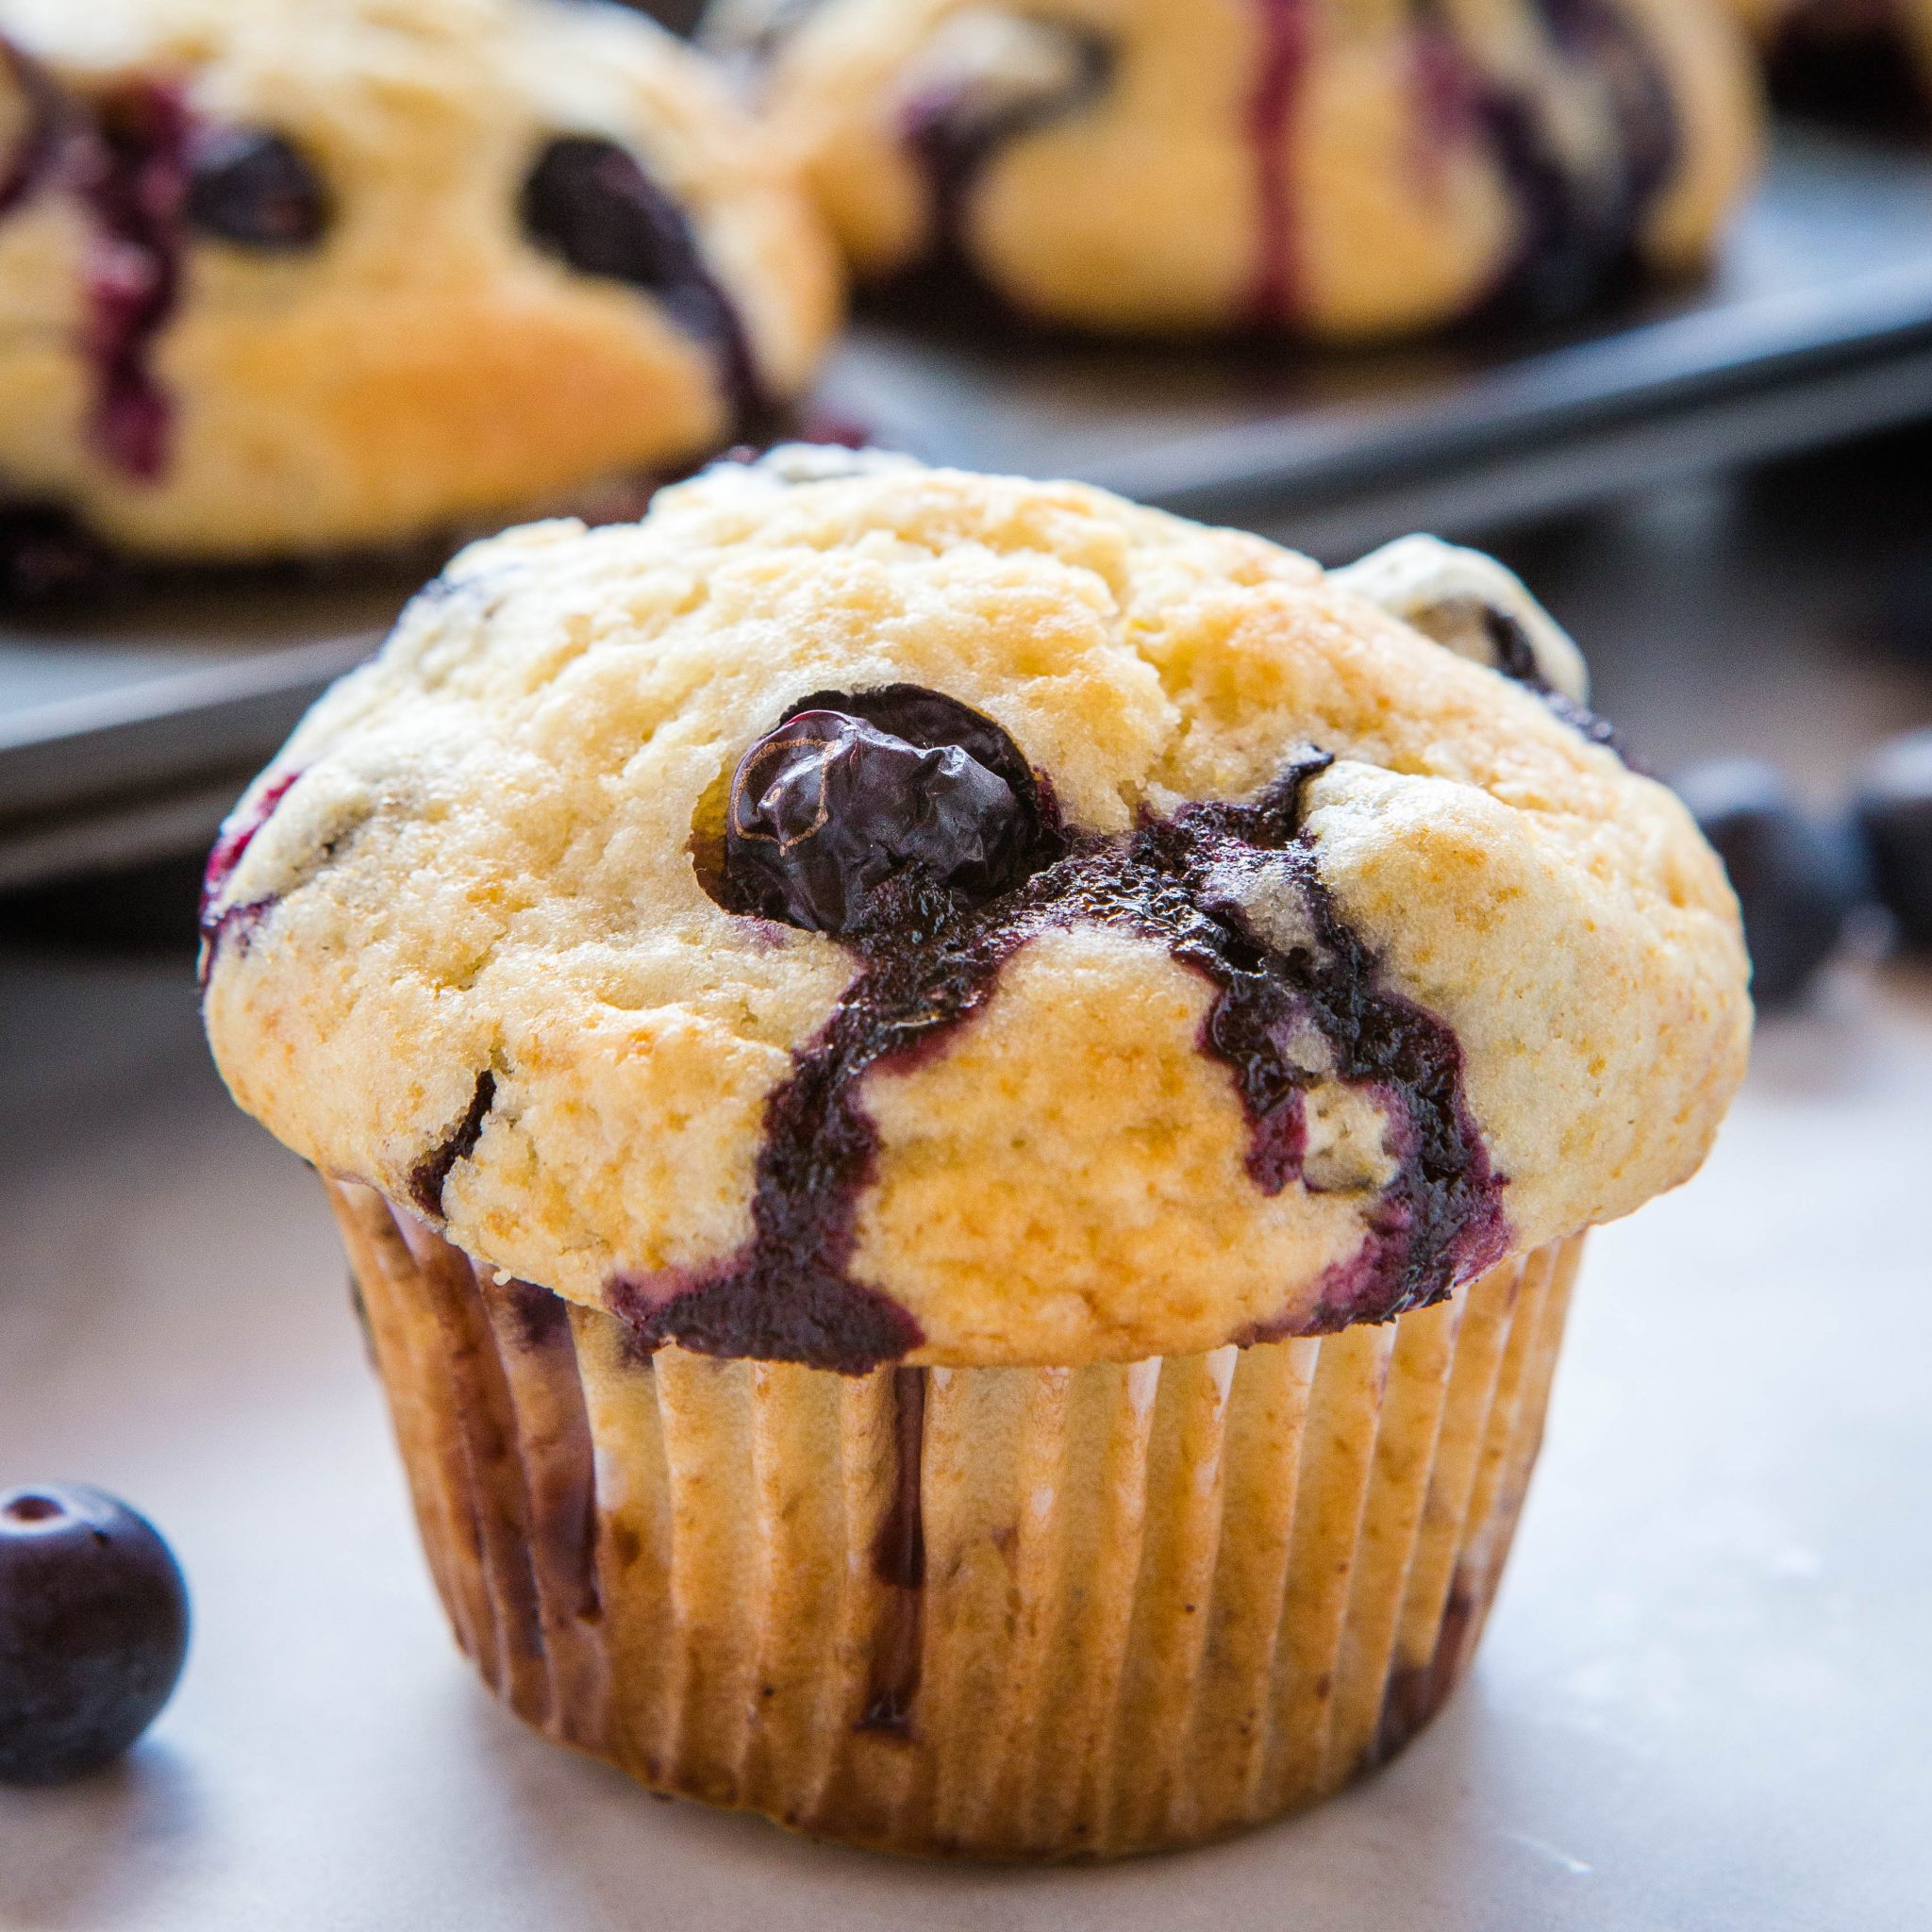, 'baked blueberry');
186,127,331,251
724,696,1035,934
1854,729,1932,952
1674,759,1868,1009
0,1484,191,1786
520,132,765,423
